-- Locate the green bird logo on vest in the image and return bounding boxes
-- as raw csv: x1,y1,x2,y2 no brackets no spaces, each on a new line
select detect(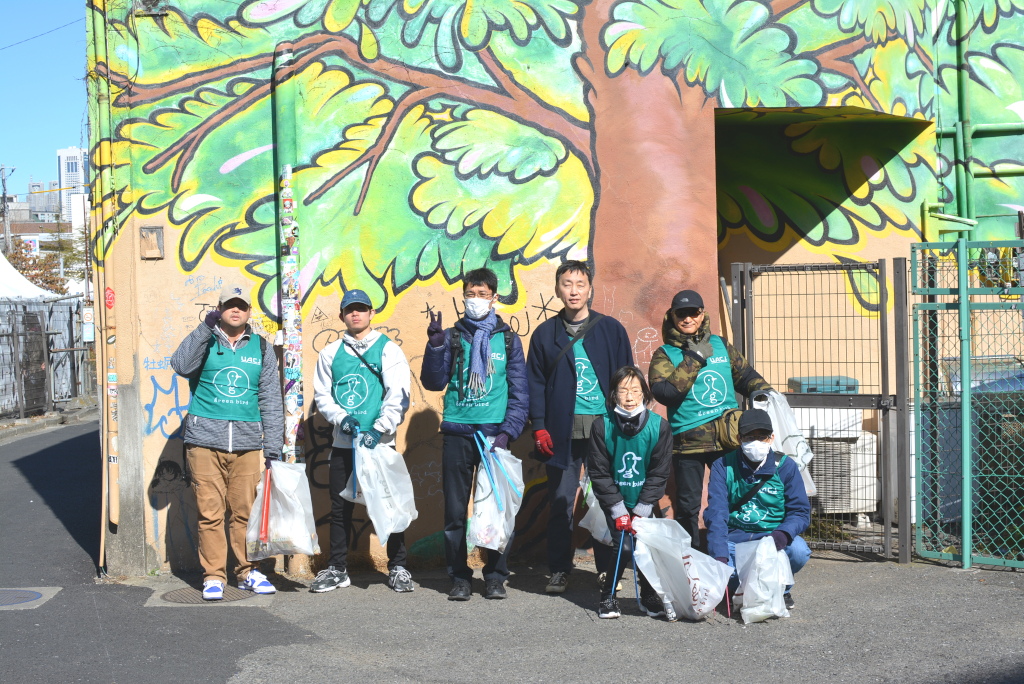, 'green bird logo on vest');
695,371,727,407
617,451,642,480
214,367,249,397
334,373,370,409
575,360,598,395
738,500,768,525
